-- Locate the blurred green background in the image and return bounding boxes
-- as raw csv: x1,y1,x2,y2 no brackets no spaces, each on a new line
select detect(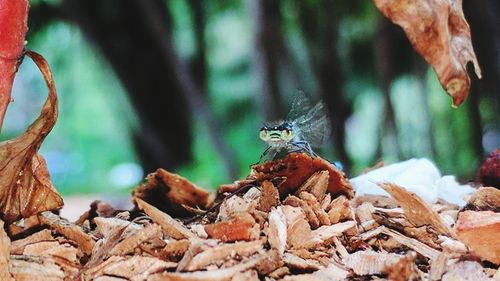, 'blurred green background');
0,0,499,196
